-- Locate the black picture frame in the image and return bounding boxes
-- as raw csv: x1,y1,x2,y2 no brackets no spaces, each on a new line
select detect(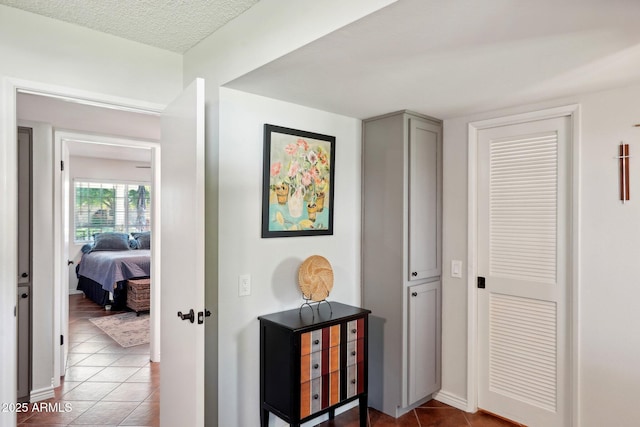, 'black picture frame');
261,124,336,238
